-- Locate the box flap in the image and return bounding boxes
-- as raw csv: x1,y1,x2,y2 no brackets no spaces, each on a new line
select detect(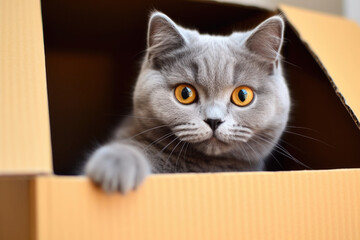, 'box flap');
29,170,360,239
280,4,360,128
0,177,31,240
0,0,52,174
